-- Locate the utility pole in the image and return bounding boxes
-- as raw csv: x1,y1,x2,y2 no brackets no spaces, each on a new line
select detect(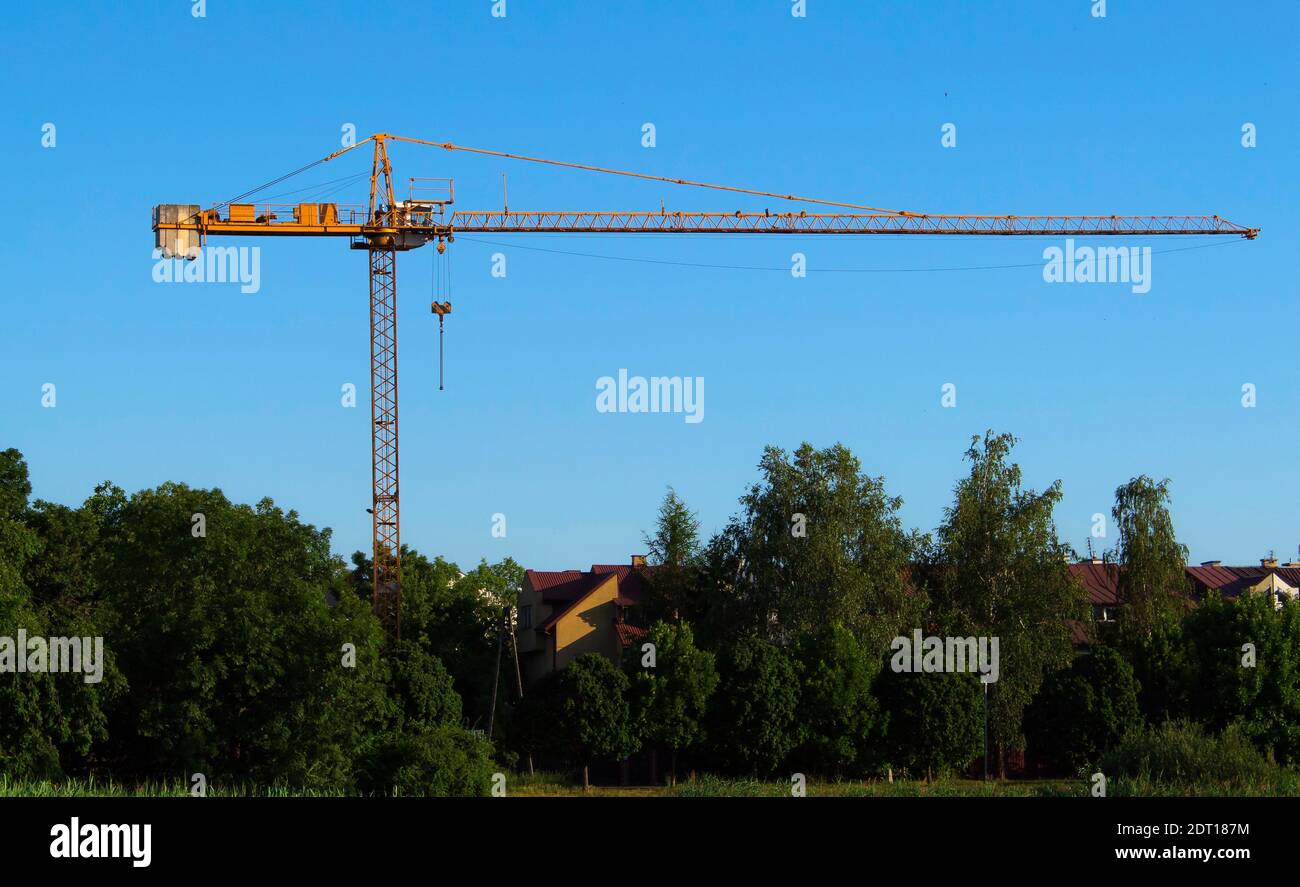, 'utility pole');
983,680,990,782
507,605,533,776
487,605,506,740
